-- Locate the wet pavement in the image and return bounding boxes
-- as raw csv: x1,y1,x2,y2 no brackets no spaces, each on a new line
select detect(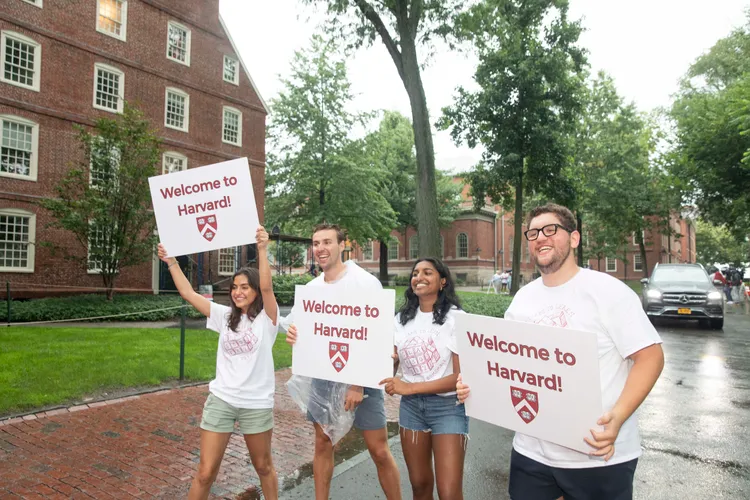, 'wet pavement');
282,310,750,499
